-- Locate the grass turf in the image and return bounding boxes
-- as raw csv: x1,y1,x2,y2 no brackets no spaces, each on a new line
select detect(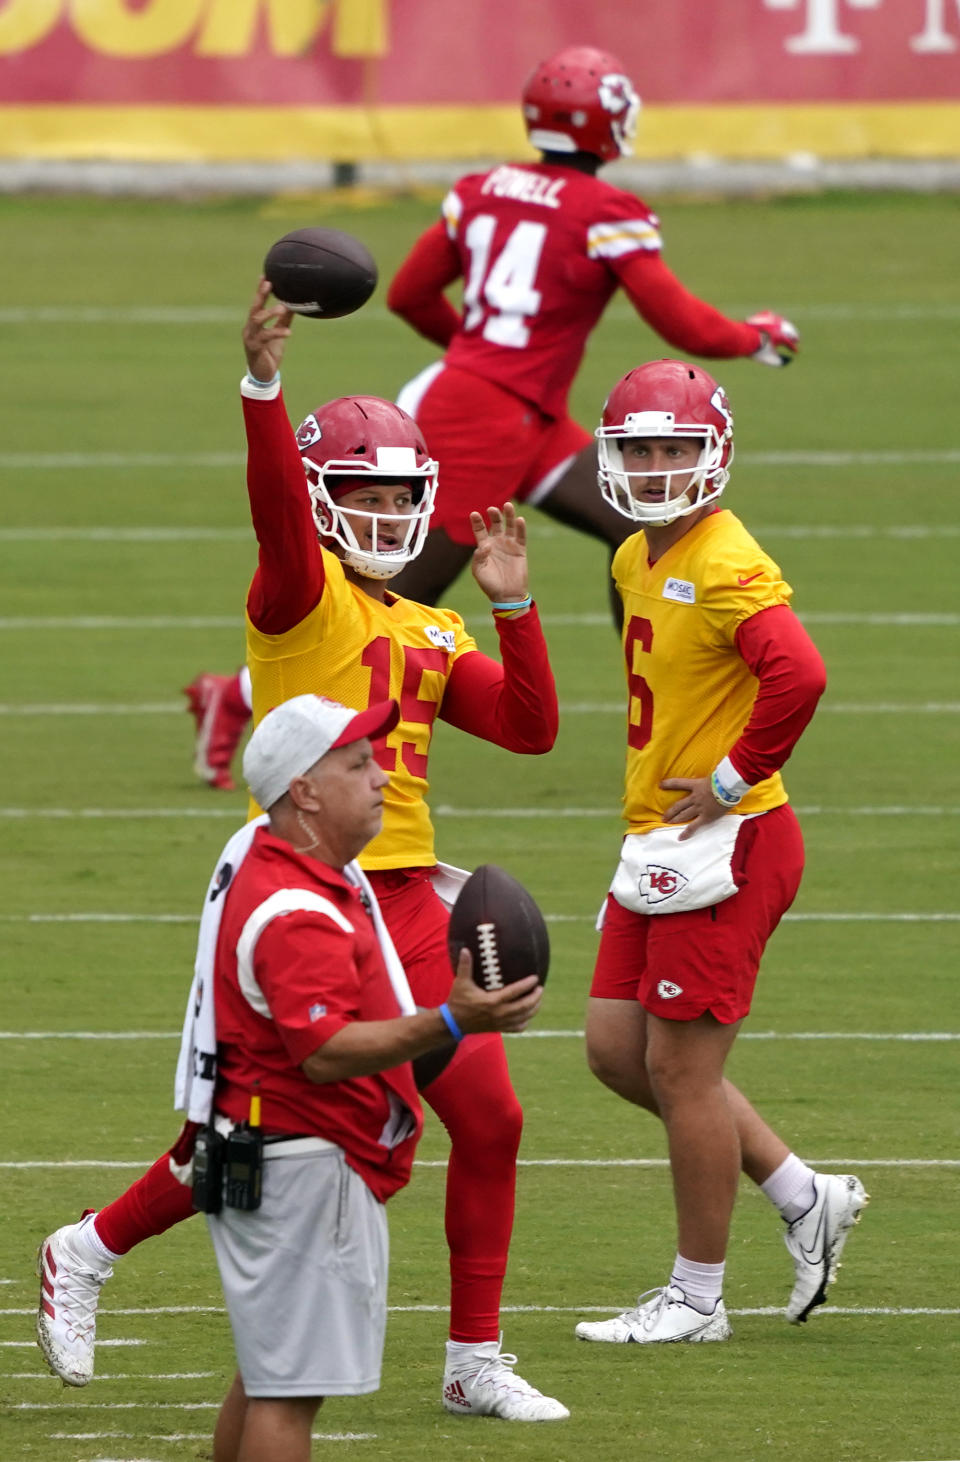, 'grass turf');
1,188,958,1461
